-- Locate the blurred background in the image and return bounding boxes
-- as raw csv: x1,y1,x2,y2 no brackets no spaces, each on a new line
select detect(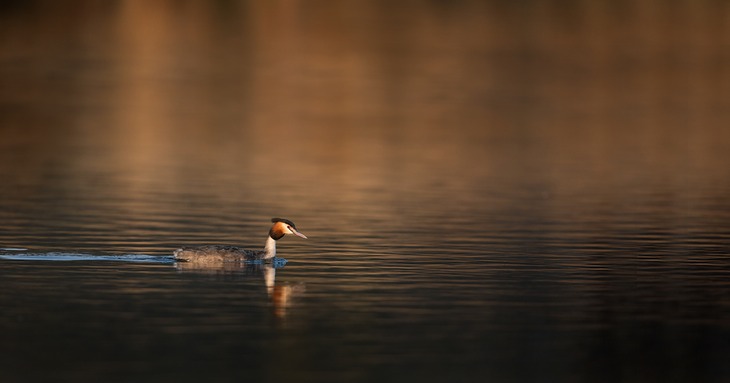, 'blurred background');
0,1,729,382
1,0,728,252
